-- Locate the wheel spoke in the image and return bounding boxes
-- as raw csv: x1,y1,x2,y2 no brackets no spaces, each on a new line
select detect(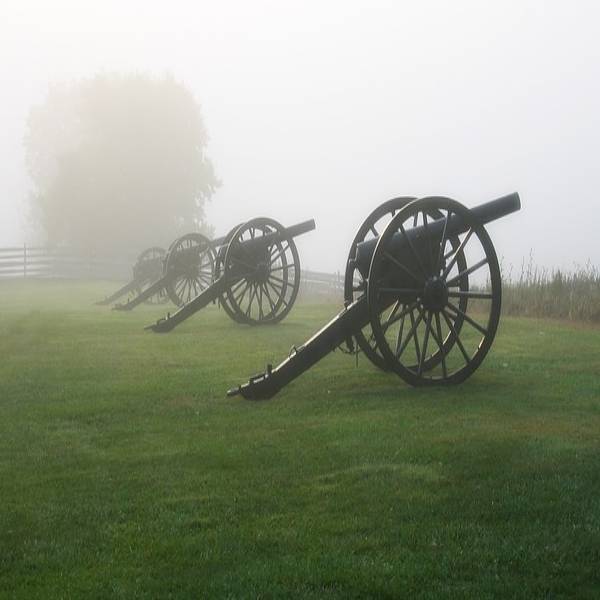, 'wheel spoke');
384,300,401,329
436,210,450,274
447,290,493,300
446,258,489,287
230,278,246,296
442,309,471,365
379,287,421,295
245,283,258,316
269,273,285,285
258,284,264,319
418,311,432,376
422,212,434,274
395,309,407,356
262,283,276,312
268,276,284,291
382,301,419,332
434,312,447,378
411,305,423,362
446,301,488,336
442,228,473,279
270,263,296,272
396,308,424,359
267,279,288,306
269,243,290,266
235,280,252,305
